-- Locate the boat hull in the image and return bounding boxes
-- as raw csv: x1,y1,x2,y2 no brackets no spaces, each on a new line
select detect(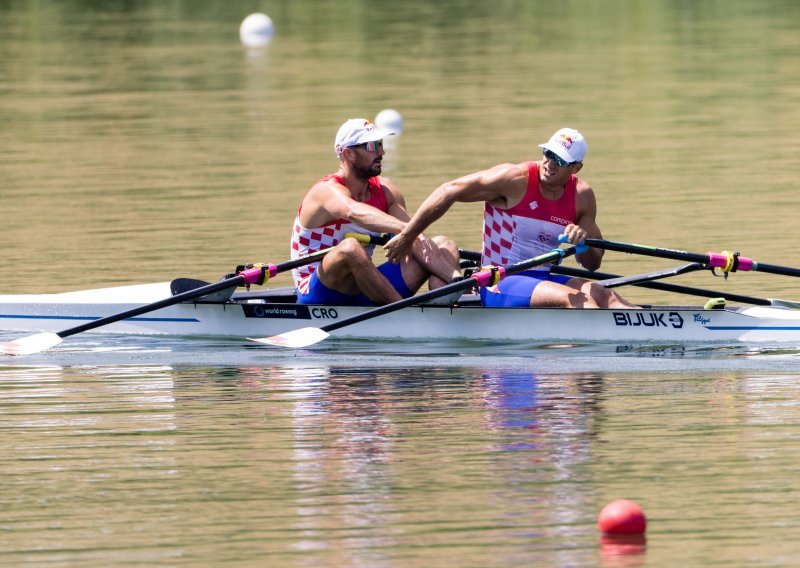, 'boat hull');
1,282,800,344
